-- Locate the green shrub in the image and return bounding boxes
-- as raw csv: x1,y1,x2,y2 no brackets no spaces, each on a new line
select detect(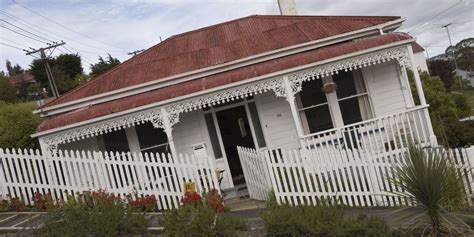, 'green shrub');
389,145,473,236
163,190,246,236
38,191,148,237
261,194,404,236
0,101,43,149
